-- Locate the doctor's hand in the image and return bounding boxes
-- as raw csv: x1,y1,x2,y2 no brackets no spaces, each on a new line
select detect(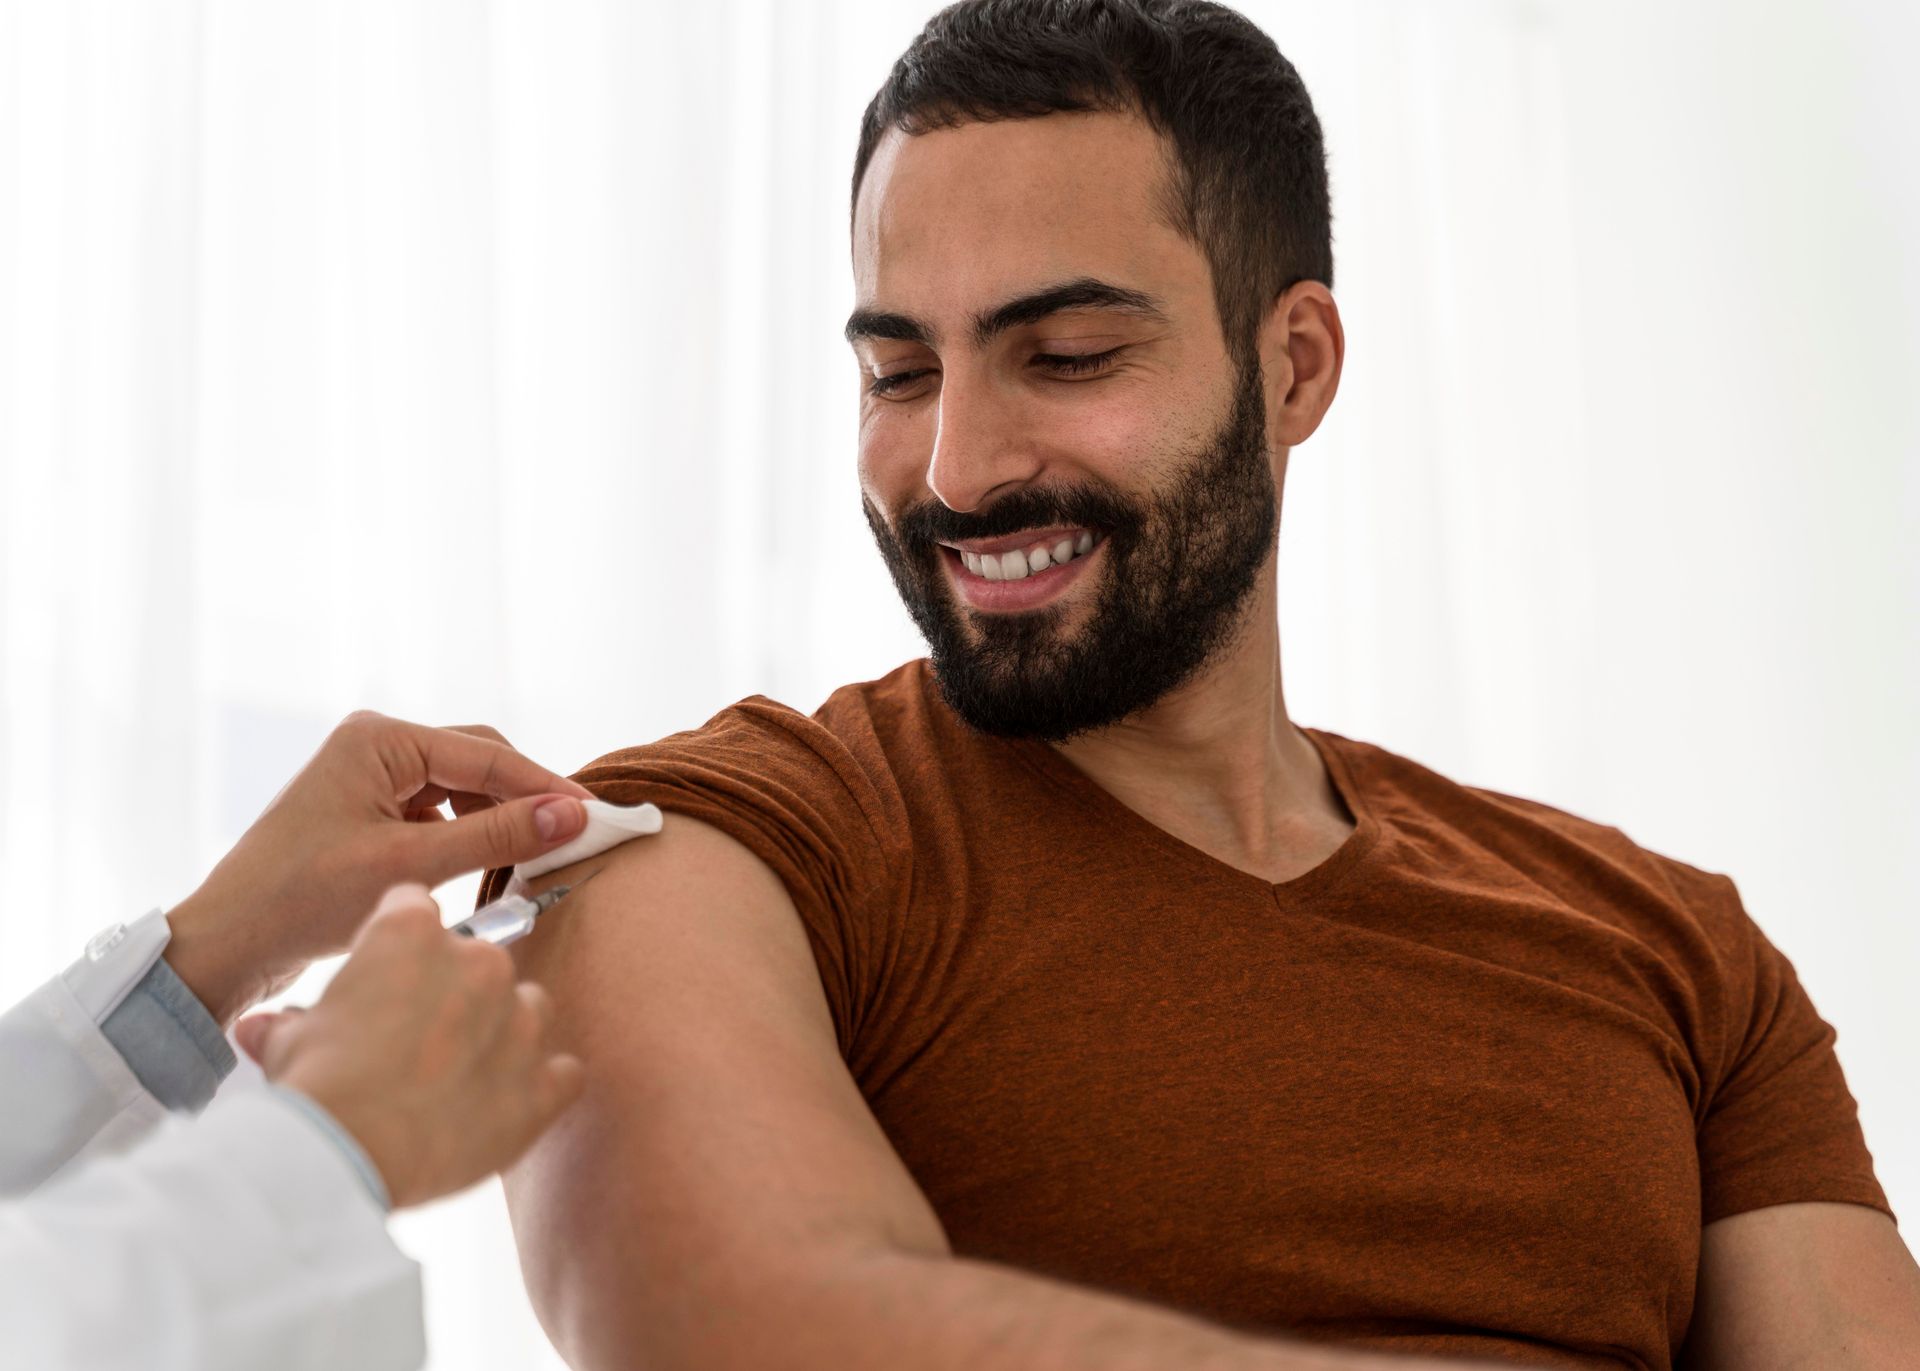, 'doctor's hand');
235,884,586,1210
164,711,593,1027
